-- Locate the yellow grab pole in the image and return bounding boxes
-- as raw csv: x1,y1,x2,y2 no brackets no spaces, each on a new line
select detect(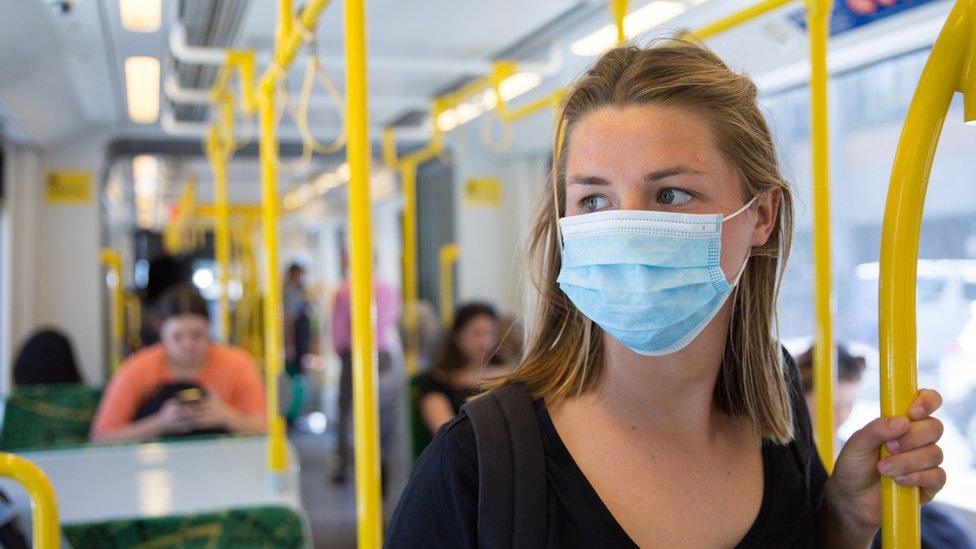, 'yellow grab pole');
0,453,59,549
401,161,420,375
100,249,124,373
439,244,460,327
206,93,234,344
688,0,794,40
612,0,628,45
345,0,383,545
880,1,974,546
807,0,835,473
257,0,331,474
258,78,287,473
